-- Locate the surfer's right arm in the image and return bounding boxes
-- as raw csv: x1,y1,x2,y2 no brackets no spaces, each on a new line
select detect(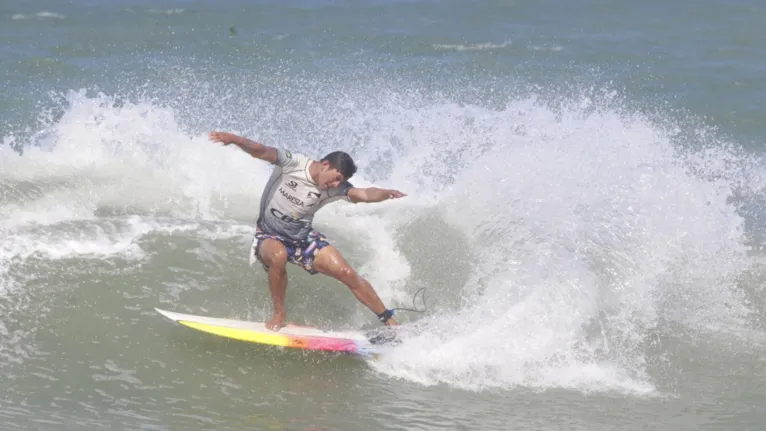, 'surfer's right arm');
208,131,278,164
